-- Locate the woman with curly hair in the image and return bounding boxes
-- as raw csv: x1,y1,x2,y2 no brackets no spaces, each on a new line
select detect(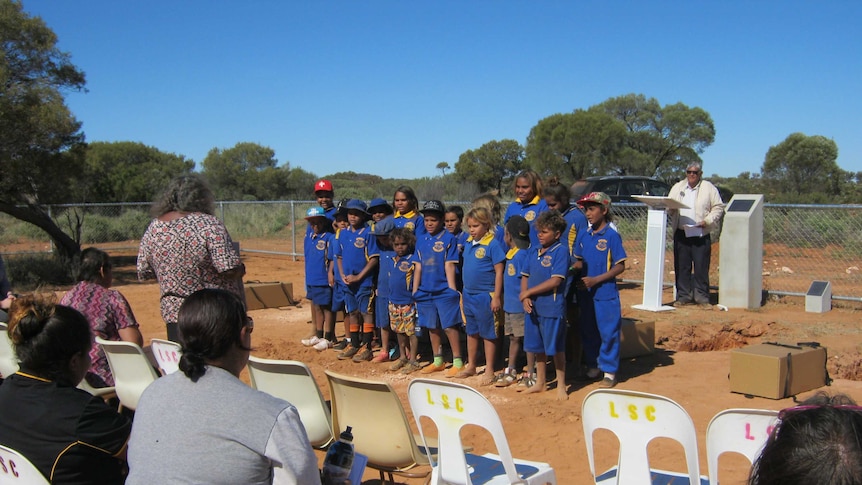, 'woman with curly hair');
0,294,131,484
137,174,245,341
